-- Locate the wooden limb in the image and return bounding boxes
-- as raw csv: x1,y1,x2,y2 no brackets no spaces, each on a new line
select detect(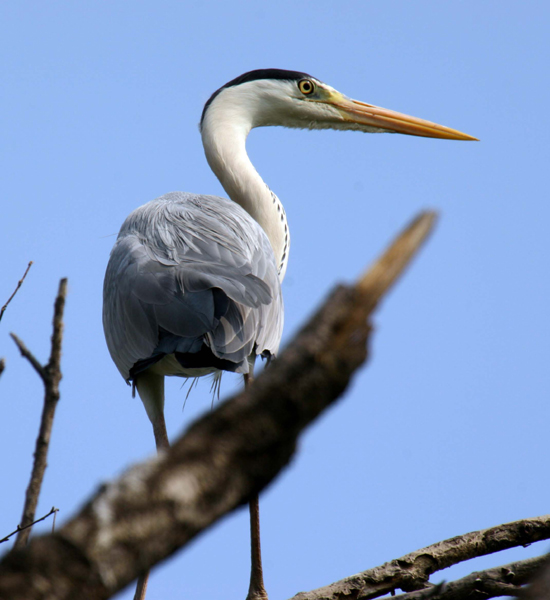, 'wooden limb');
11,278,67,550
10,333,47,381
357,212,436,299
0,213,437,599
0,261,33,323
0,358,5,379
290,515,550,600
521,554,550,600
389,555,547,600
